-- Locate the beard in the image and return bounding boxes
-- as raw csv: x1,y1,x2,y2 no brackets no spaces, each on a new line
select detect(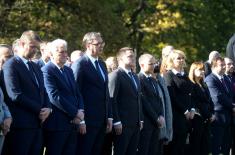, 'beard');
25,49,37,59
